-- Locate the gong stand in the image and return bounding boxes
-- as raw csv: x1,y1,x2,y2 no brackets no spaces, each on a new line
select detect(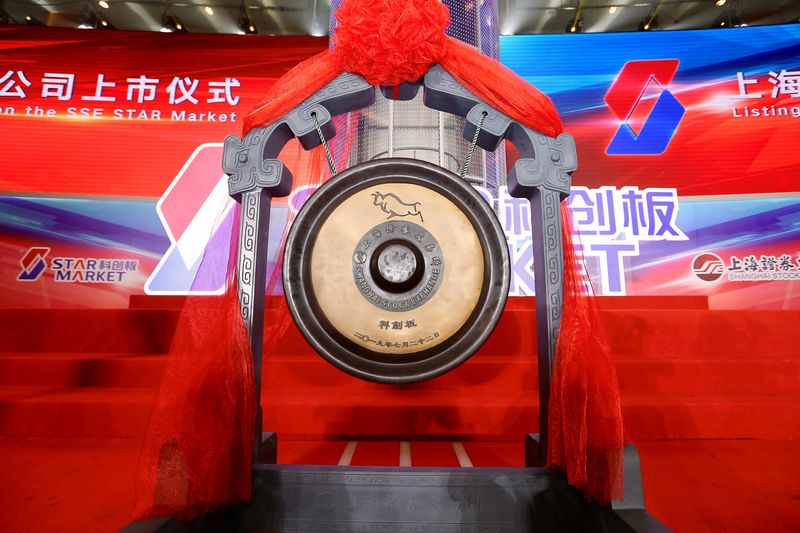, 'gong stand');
211,68,665,533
